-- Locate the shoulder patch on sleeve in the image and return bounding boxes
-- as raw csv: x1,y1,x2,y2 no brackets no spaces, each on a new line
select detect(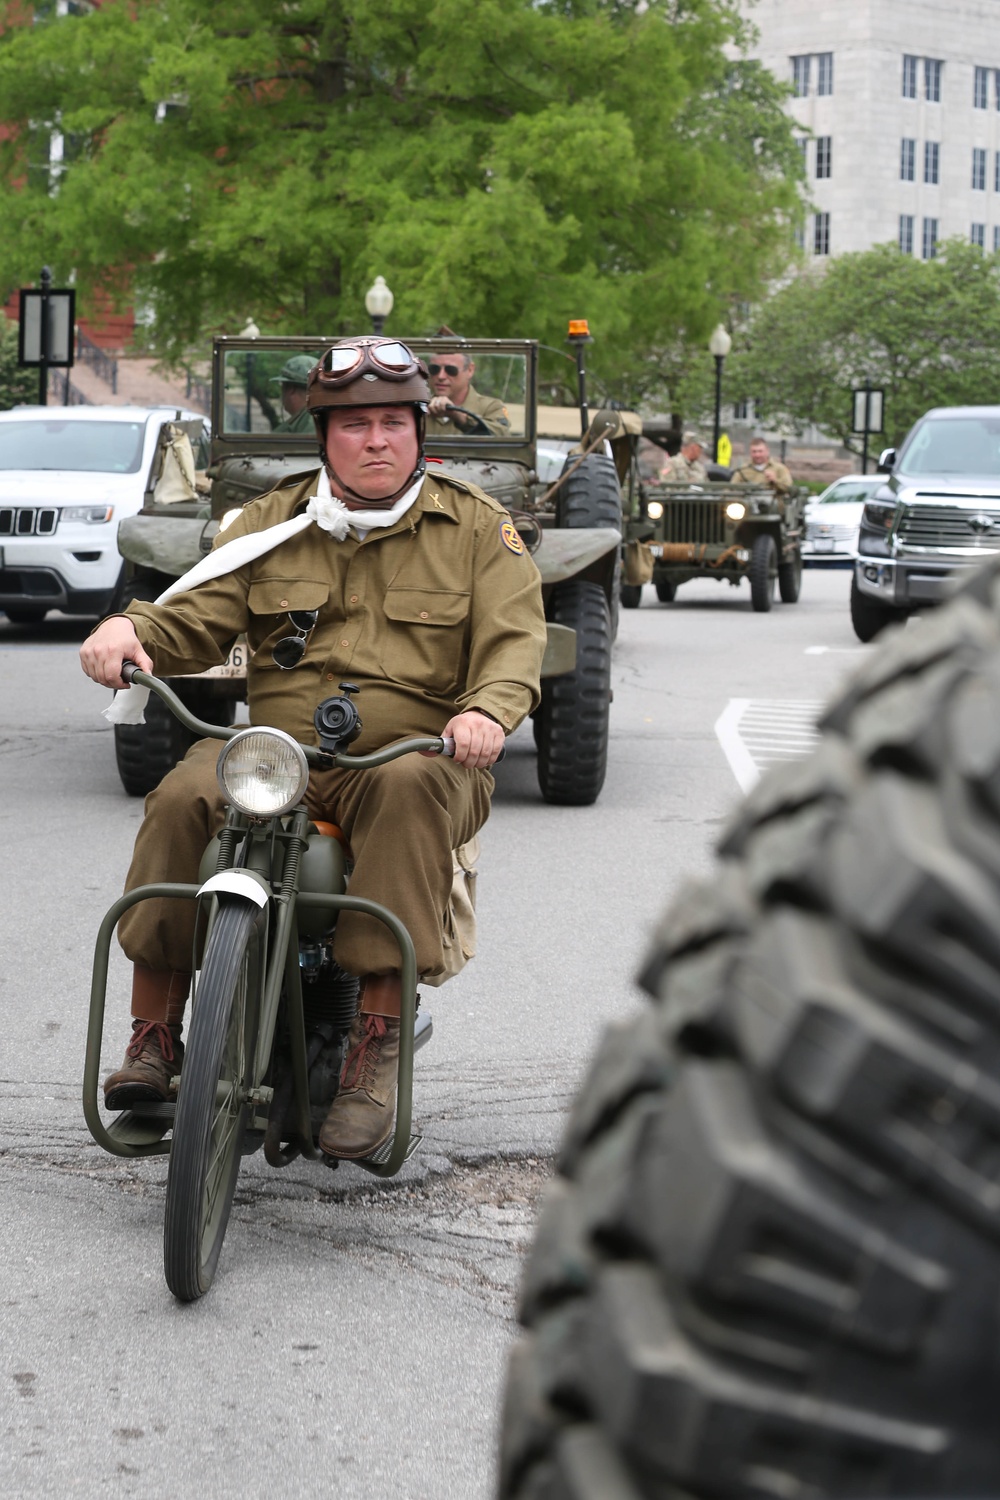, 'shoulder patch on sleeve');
500,520,526,555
